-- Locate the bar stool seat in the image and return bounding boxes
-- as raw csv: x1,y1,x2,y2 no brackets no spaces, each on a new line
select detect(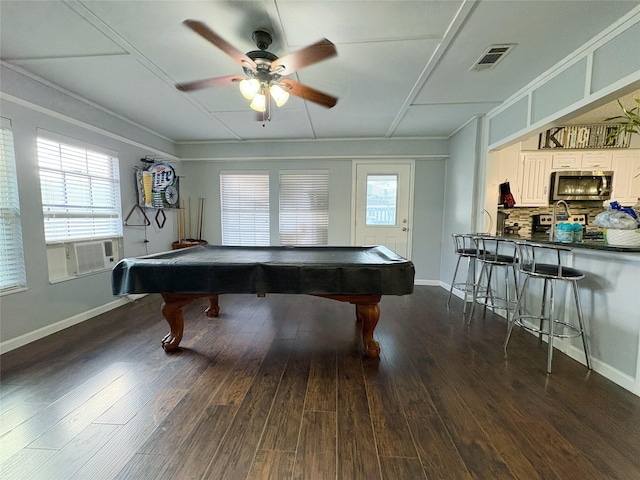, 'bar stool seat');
504,242,591,373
